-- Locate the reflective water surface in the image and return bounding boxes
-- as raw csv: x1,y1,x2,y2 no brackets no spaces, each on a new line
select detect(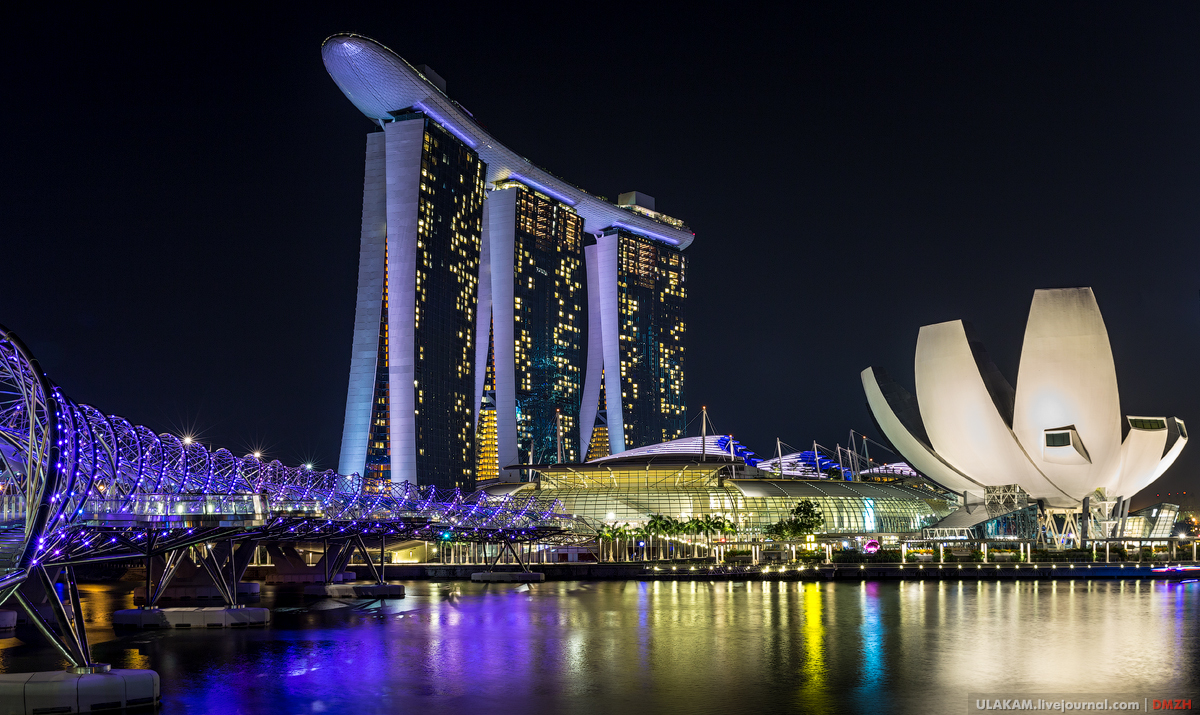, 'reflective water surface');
0,579,1197,714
